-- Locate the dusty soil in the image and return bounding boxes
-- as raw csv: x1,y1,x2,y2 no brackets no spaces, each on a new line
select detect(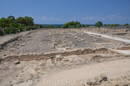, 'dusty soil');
0,28,130,86
82,27,130,40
